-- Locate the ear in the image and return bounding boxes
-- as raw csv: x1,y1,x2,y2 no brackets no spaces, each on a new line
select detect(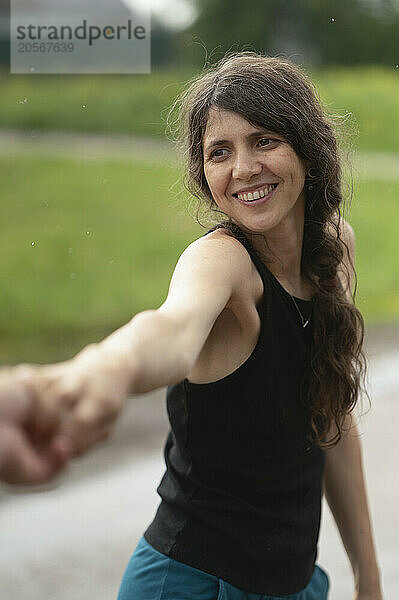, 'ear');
304,160,312,172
